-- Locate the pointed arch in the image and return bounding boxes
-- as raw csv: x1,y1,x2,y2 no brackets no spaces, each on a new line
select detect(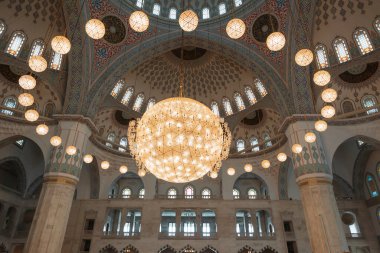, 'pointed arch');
259,246,279,253
120,244,139,253
361,95,378,115
238,245,256,253
158,245,177,253
184,185,195,199
167,188,177,199
179,245,196,253
99,244,118,253
199,246,218,253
